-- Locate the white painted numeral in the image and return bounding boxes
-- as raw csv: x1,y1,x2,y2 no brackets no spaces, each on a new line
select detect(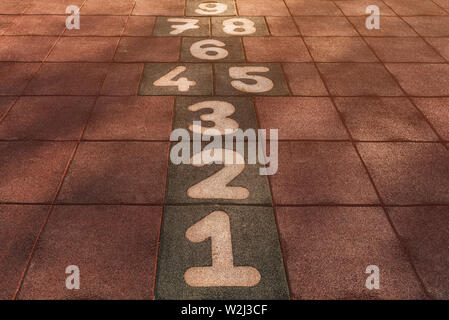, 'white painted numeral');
190,39,228,60
168,18,200,35
188,101,238,136
153,66,196,92
229,66,274,93
185,210,261,287
195,2,227,15
187,148,249,199
223,18,256,35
